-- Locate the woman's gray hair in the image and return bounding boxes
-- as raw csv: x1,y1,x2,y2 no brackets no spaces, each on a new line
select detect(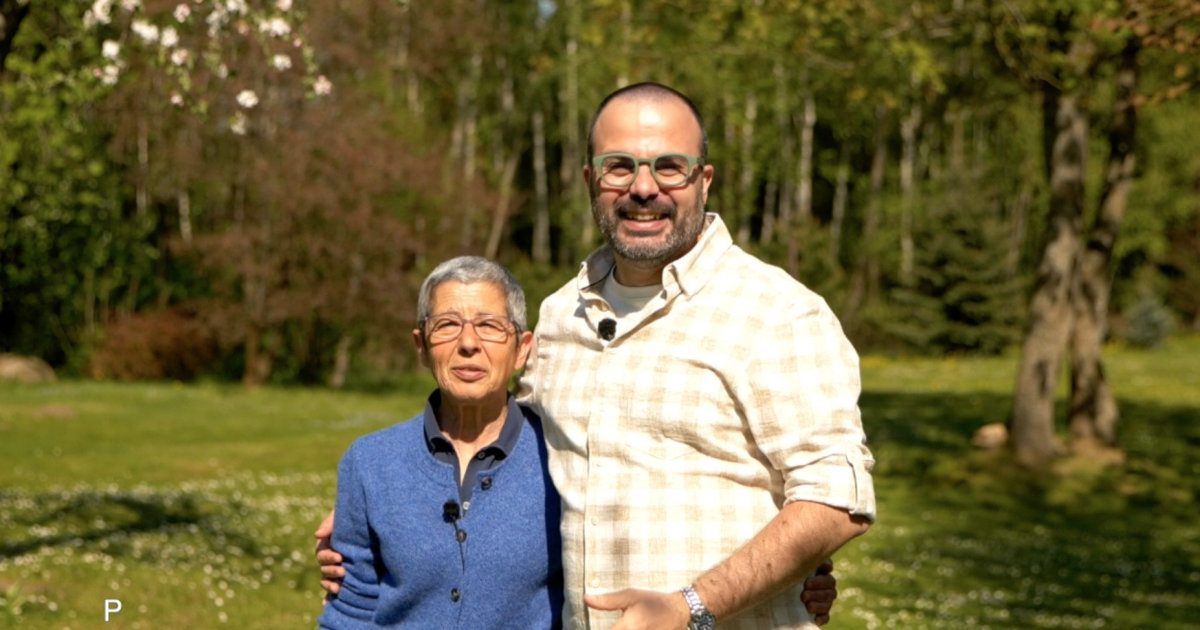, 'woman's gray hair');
416,256,528,330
